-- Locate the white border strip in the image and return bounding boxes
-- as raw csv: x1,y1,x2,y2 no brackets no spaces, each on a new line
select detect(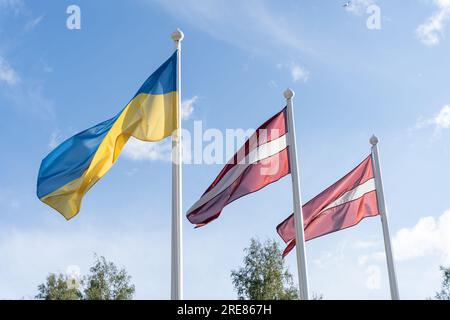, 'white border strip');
187,135,288,214
319,178,376,214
